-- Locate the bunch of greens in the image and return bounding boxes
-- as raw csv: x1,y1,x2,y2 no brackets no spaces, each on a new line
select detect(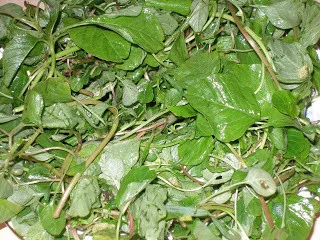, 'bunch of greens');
0,0,320,239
